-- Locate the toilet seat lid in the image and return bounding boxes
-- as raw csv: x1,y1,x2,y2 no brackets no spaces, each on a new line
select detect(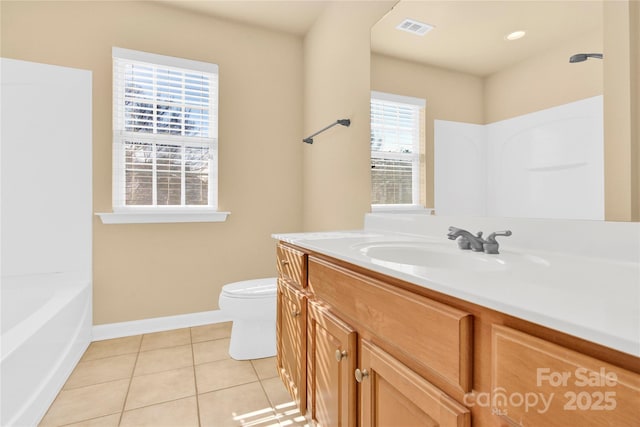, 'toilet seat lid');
221,278,277,299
